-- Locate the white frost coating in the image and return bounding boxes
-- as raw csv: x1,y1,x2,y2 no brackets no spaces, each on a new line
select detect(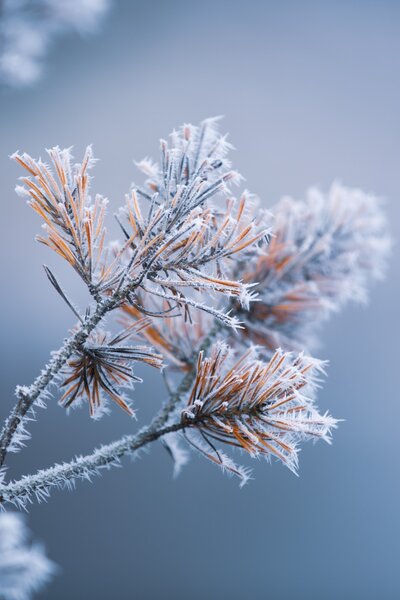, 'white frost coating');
0,513,55,600
0,0,111,86
0,387,50,457
240,182,391,353
0,421,184,510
